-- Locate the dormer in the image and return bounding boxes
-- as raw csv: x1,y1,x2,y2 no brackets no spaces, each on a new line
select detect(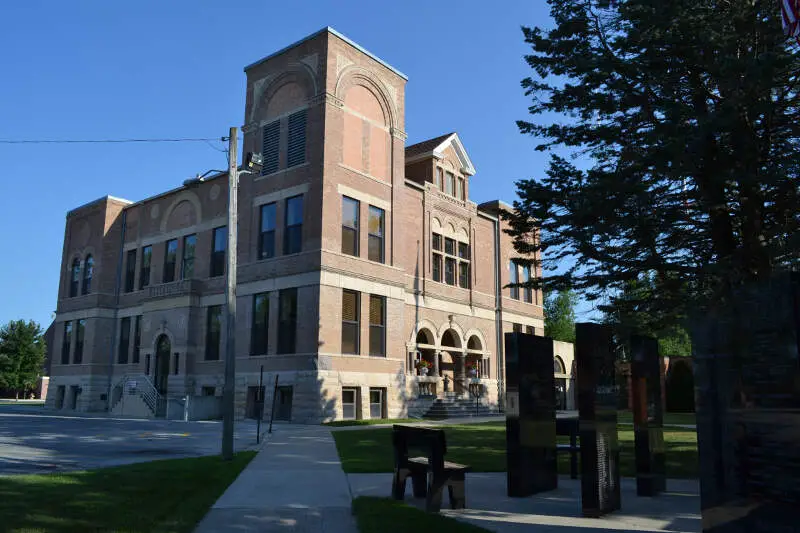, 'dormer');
404,133,476,201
